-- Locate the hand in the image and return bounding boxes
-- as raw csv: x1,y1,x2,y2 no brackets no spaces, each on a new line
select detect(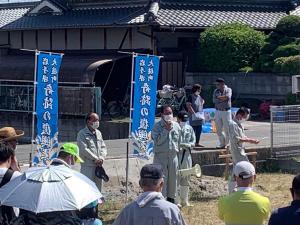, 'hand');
249,139,260,144
95,159,103,167
10,156,21,172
